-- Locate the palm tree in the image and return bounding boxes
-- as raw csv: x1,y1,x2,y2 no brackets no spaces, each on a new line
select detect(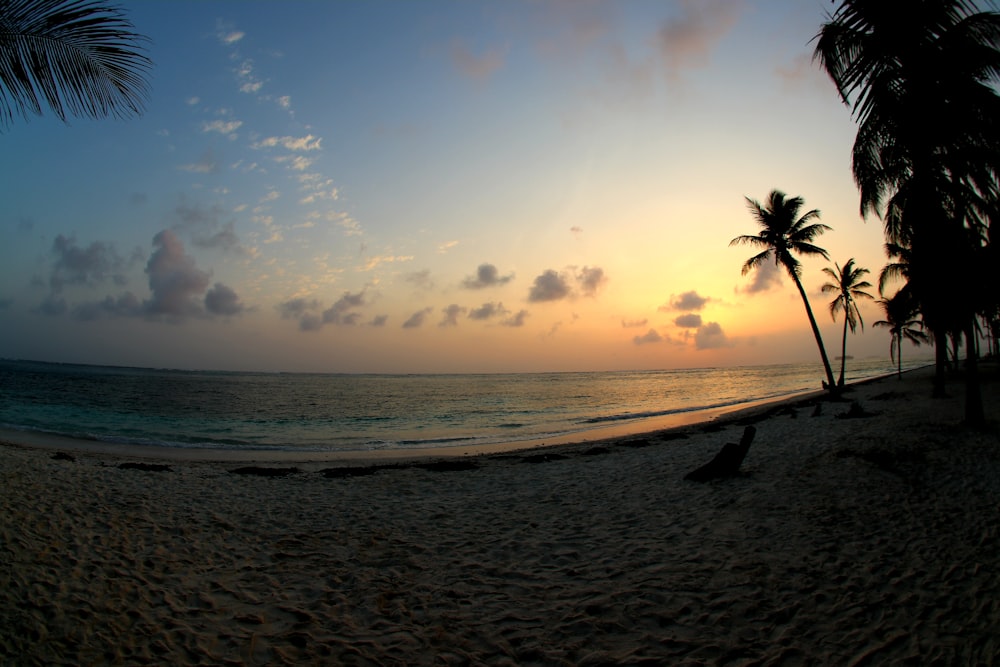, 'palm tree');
821,258,875,387
873,291,928,379
814,0,1000,425
730,190,838,390
0,0,152,131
